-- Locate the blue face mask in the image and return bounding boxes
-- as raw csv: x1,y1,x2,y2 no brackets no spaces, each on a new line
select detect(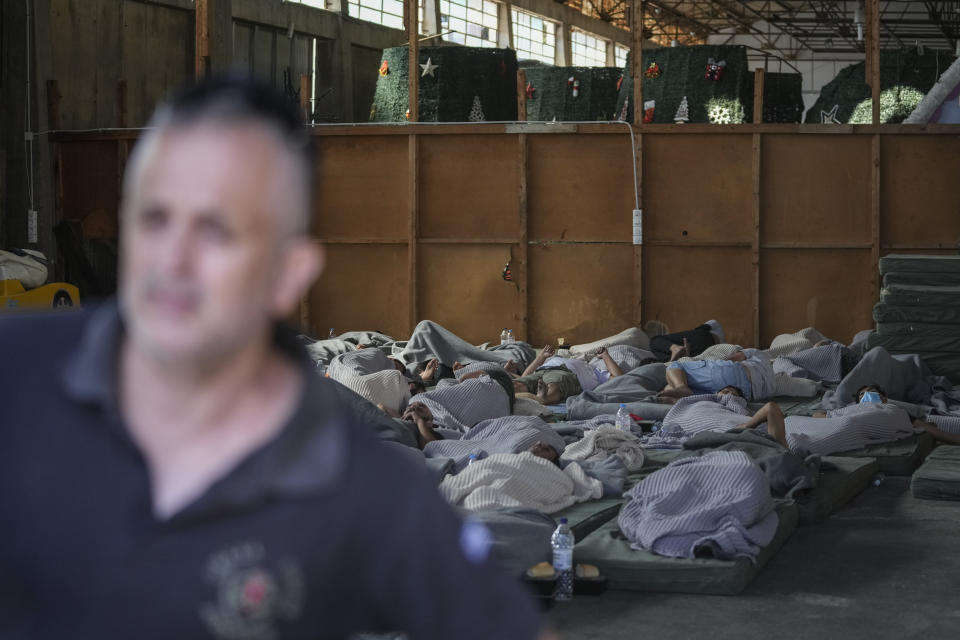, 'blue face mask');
860,391,883,404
